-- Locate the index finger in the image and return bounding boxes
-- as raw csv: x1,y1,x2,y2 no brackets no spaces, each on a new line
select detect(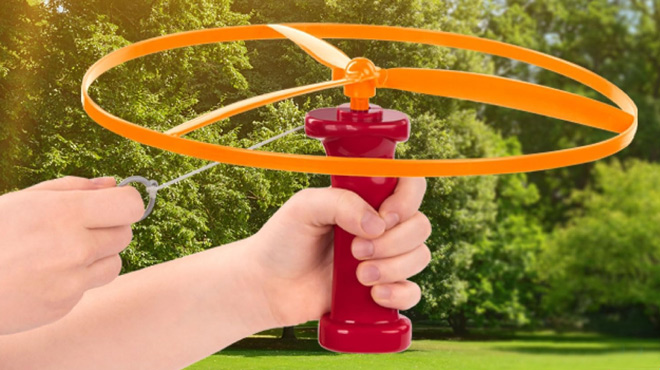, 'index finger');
67,186,145,228
378,177,427,229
